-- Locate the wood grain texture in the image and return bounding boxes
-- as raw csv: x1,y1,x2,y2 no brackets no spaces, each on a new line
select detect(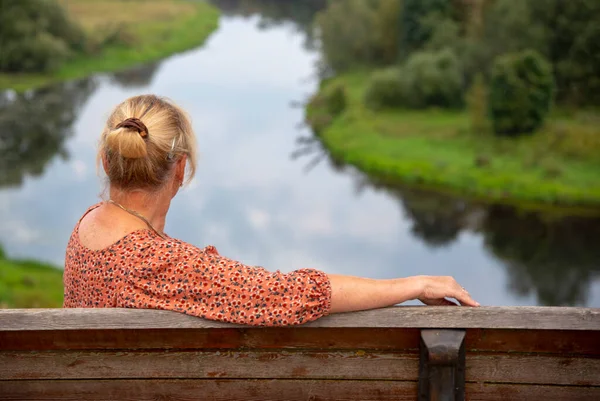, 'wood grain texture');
0,328,421,351
1,380,597,401
3,350,596,385
465,329,600,355
465,383,600,401
0,350,419,381
0,379,418,401
2,306,599,331
2,328,598,355
467,354,600,386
